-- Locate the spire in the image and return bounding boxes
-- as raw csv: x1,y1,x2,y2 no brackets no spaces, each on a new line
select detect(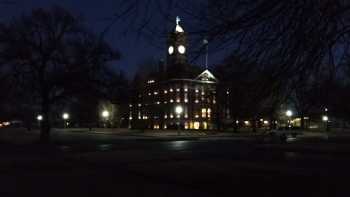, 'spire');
175,16,184,33
203,39,209,69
